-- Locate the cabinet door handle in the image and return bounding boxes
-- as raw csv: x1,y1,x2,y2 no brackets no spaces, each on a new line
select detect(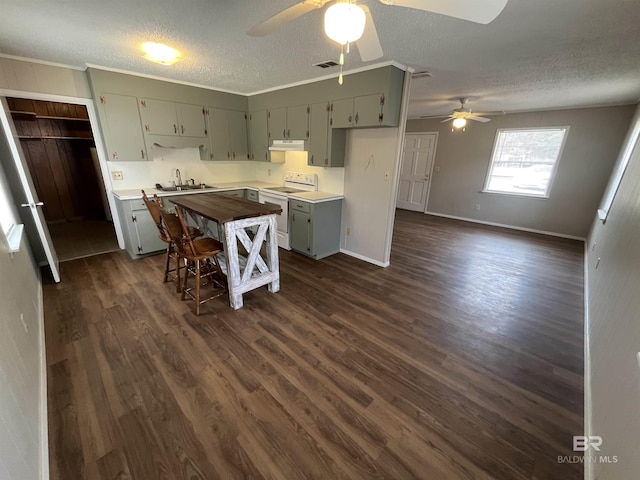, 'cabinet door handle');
141,149,145,159
310,154,314,164
348,115,352,123
174,124,177,134
227,152,230,159
355,113,359,124
292,213,295,221
181,125,185,134
233,152,236,159
287,129,290,138
283,129,286,138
